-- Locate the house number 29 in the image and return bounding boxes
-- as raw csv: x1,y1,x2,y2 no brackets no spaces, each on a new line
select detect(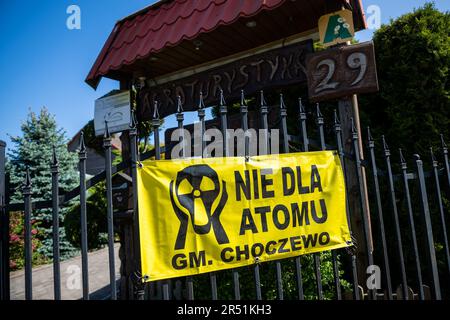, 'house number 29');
315,52,368,93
